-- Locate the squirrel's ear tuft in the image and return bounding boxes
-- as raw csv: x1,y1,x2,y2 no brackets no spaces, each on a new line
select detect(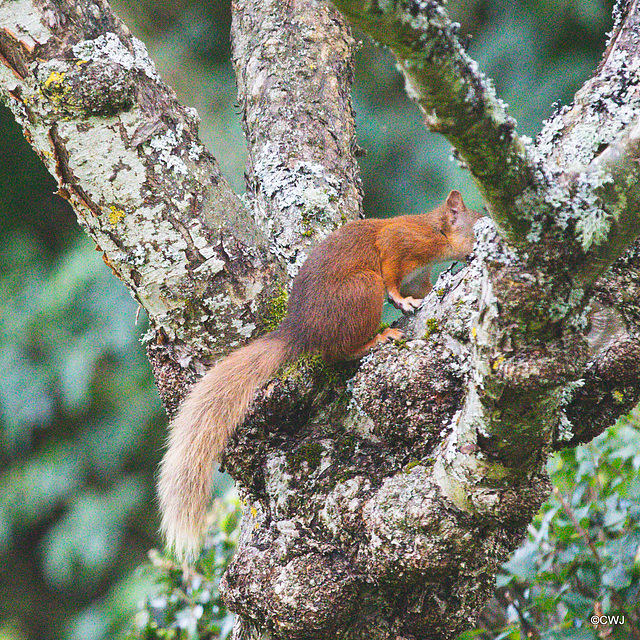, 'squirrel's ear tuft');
446,190,465,212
